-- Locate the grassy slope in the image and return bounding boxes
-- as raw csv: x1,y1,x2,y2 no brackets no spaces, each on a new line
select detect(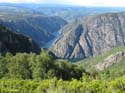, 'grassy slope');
75,46,125,71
